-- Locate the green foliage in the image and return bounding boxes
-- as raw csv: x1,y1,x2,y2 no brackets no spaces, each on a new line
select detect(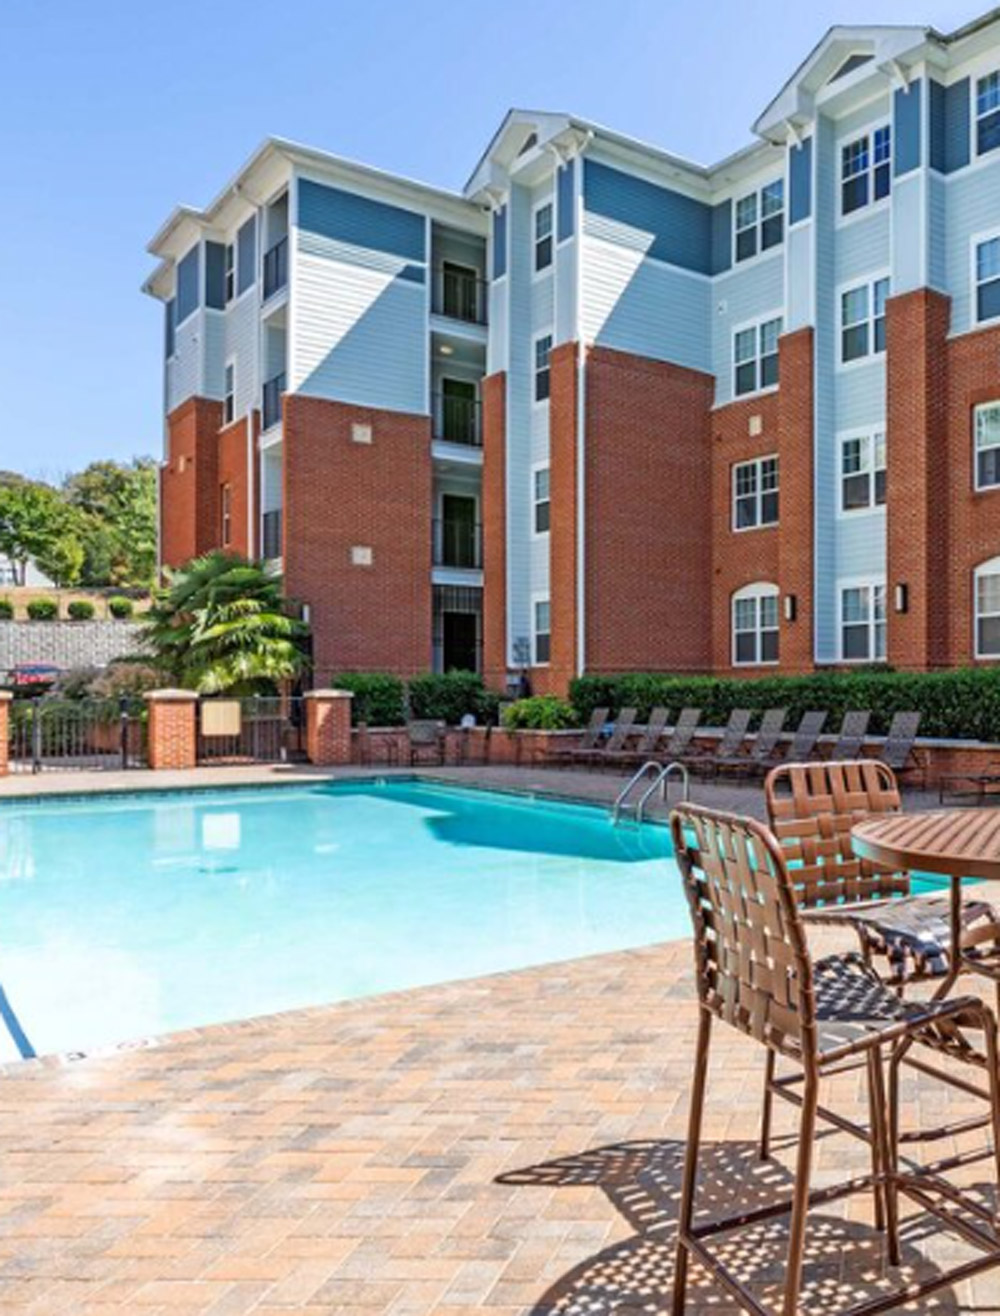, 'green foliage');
569,669,1000,742
108,596,134,619
0,480,85,586
502,696,578,731
26,597,58,621
0,599,12,620
329,673,406,727
67,599,95,621
64,459,157,587
140,552,310,694
407,671,500,725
